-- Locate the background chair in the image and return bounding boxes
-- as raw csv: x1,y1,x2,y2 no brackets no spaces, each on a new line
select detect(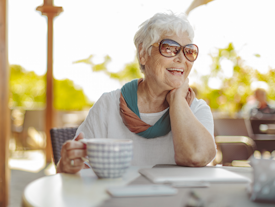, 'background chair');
250,119,275,135
214,118,253,137
50,127,78,165
17,110,45,150
213,118,256,166
215,136,256,166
